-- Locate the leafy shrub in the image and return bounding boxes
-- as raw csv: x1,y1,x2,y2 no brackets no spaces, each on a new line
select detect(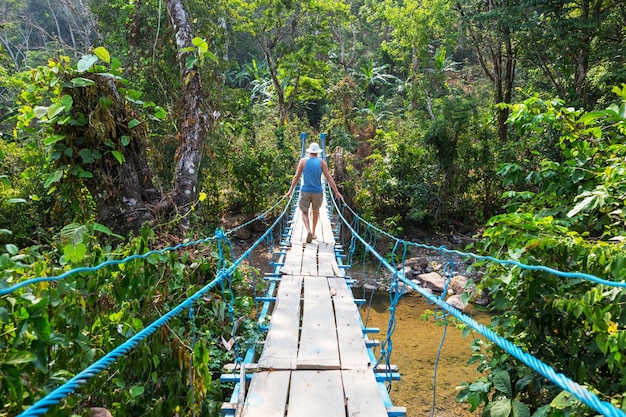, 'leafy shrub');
459,87,626,416
0,226,262,416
